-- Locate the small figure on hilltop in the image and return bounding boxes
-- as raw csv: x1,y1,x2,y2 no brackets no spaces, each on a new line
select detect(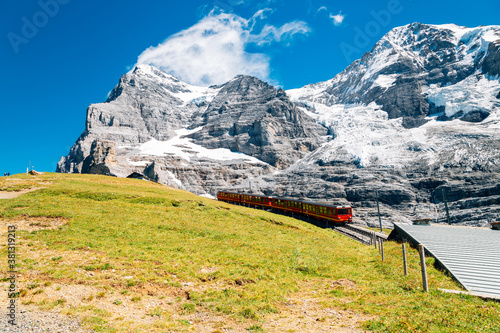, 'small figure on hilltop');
7,172,10,176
